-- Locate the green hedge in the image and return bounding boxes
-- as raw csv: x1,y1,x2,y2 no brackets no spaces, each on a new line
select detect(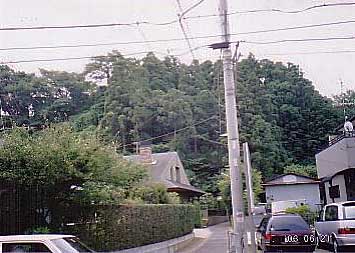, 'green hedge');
65,204,199,251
